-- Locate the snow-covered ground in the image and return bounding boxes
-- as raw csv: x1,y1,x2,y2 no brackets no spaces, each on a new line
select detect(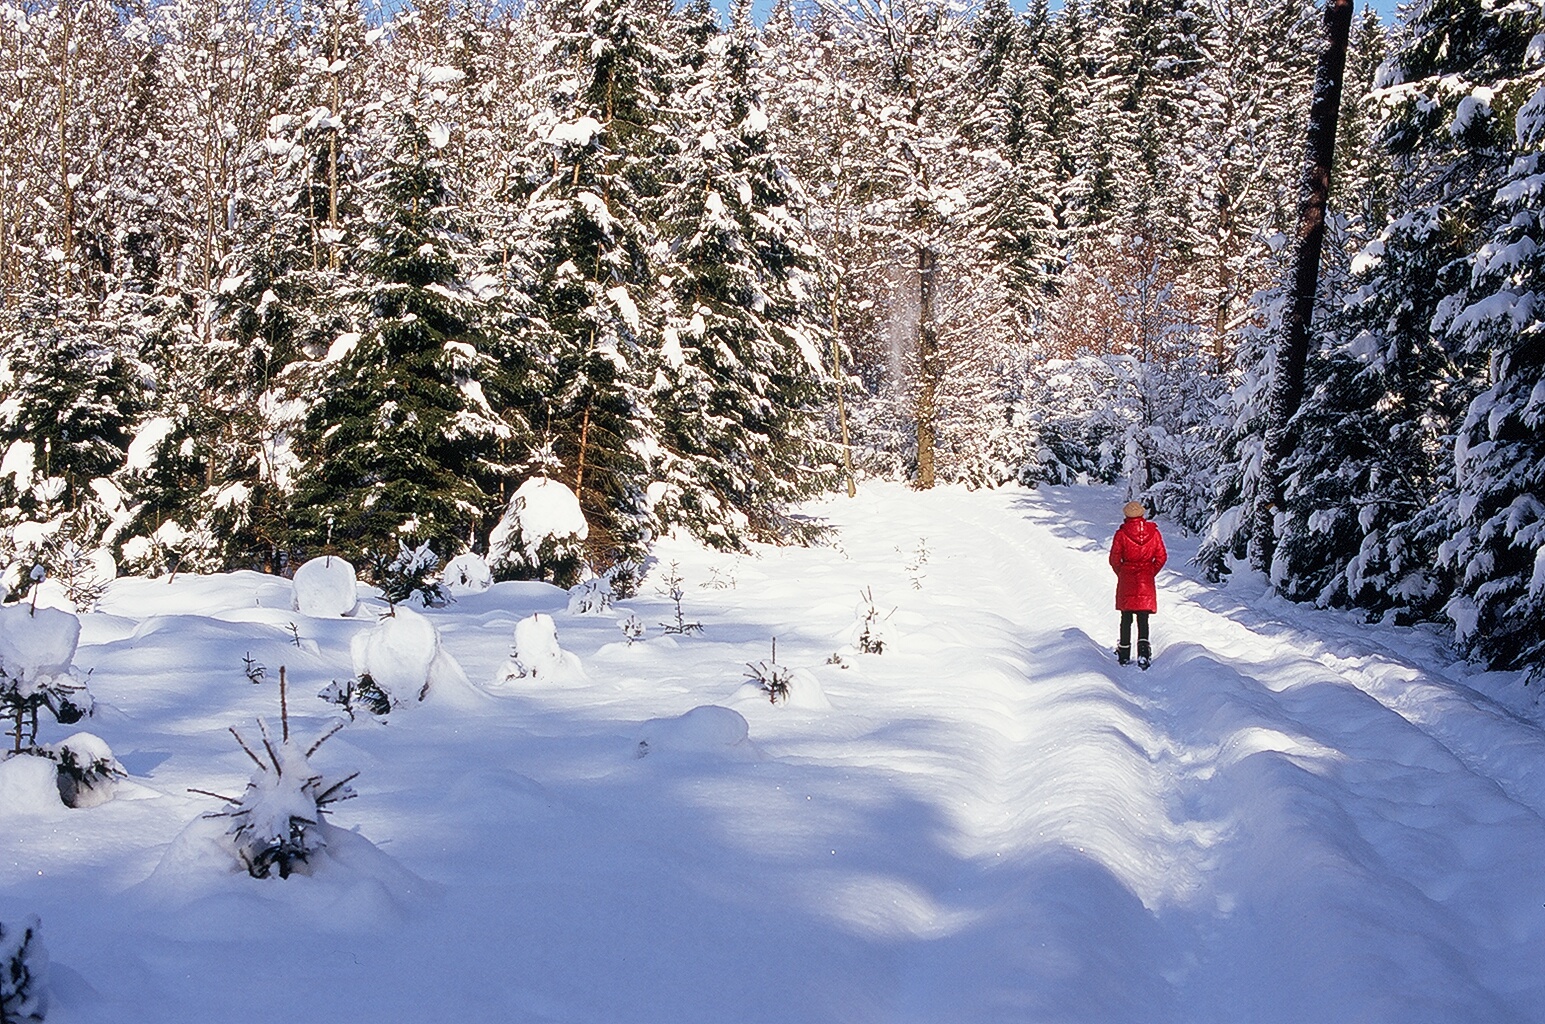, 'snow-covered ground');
4,482,1544,1023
